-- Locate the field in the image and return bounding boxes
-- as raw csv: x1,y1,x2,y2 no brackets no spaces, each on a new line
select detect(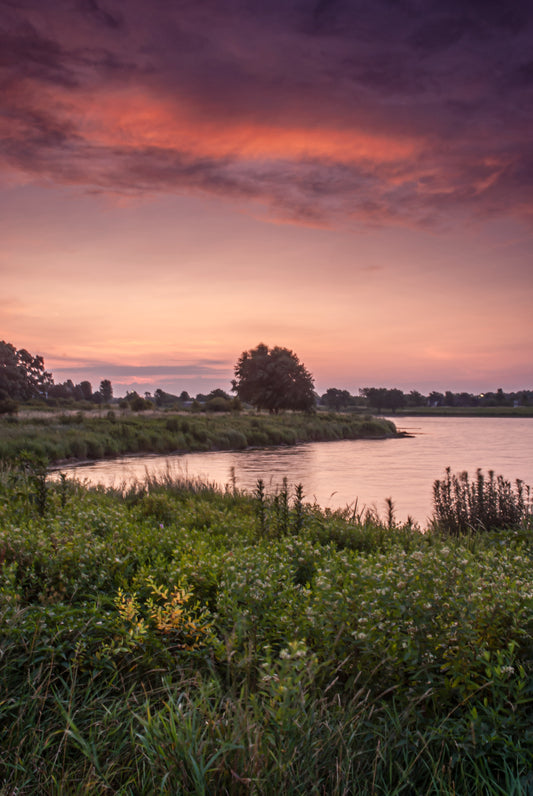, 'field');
0,461,532,794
